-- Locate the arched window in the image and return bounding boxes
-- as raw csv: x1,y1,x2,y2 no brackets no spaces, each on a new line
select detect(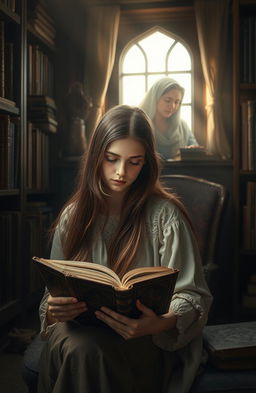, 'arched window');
119,28,192,129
